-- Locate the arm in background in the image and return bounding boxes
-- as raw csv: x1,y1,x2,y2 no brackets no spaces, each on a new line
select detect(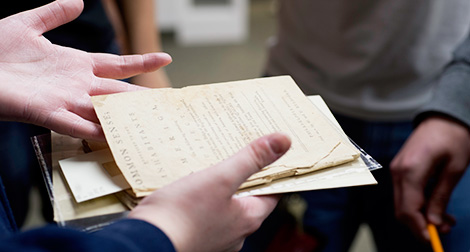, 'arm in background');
102,0,172,88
